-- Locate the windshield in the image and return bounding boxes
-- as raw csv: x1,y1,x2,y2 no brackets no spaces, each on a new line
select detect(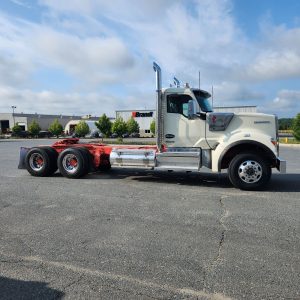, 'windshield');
193,90,213,112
